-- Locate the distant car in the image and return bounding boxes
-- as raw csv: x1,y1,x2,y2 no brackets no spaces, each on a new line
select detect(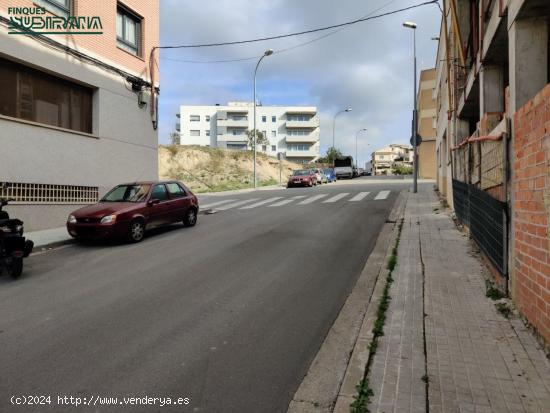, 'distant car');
324,168,337,183
287,170,316,187
358,168,365,176
313,168,326,184
67,181,199,243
